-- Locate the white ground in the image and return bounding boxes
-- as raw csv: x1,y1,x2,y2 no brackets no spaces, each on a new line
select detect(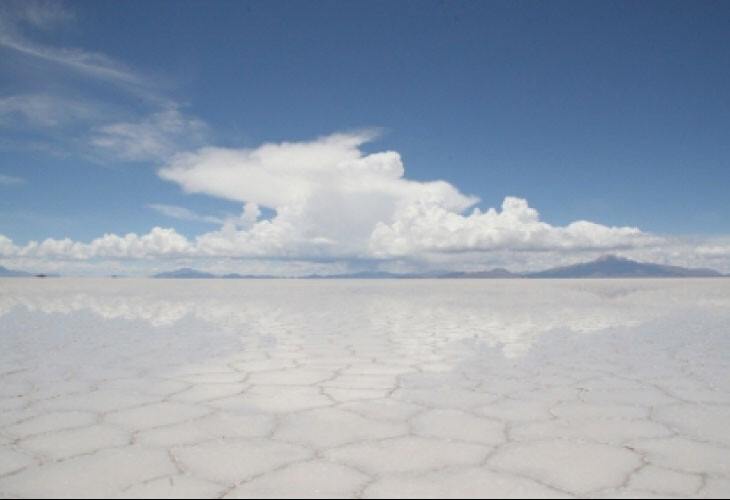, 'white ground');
0,278,729,498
